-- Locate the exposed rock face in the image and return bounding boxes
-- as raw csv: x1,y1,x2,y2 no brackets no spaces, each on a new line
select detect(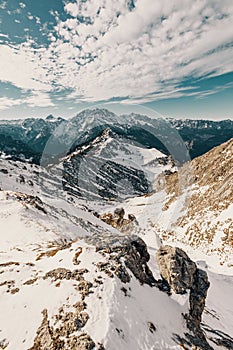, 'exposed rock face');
86,233,156,286
6,191,47,214
30,306,95,350
43,267,88,282
29,309,64,350
70,333,95,350
188,269,210,333
156,246,197,294
156,245,211,349
99,207,138,233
